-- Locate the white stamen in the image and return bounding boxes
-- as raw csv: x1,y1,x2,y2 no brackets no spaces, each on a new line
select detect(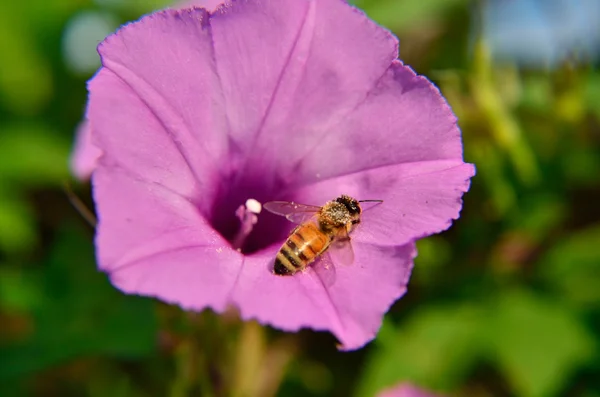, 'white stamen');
245,198,262,214
232,199,262,250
